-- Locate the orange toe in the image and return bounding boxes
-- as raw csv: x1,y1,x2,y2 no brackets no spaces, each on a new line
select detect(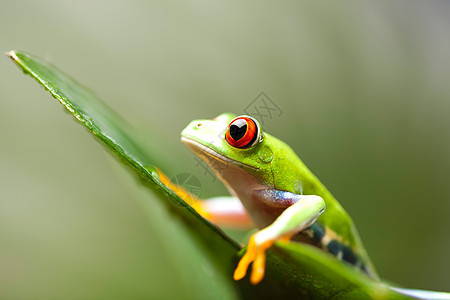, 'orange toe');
234,235,275,284
233,236,257,280
279,233,294,243
250,239,273,284
250,251,266,284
